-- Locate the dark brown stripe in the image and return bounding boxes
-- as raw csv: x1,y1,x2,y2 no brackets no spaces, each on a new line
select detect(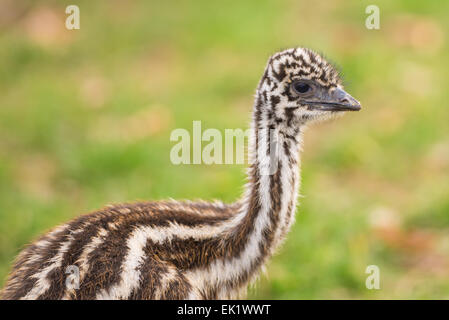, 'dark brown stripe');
75,205,233,299
37,212,117,300
3,216,91,300
130,250,191,300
